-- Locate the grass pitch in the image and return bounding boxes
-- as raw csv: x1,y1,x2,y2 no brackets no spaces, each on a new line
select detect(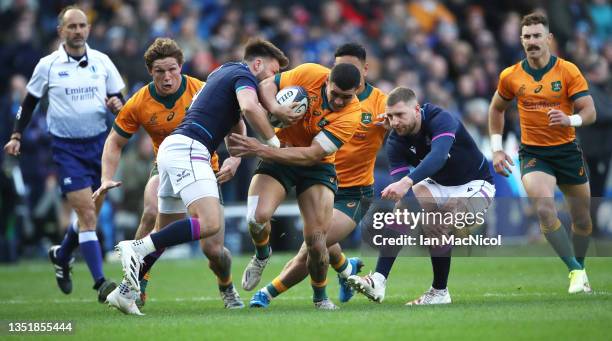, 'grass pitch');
1,254,611,340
